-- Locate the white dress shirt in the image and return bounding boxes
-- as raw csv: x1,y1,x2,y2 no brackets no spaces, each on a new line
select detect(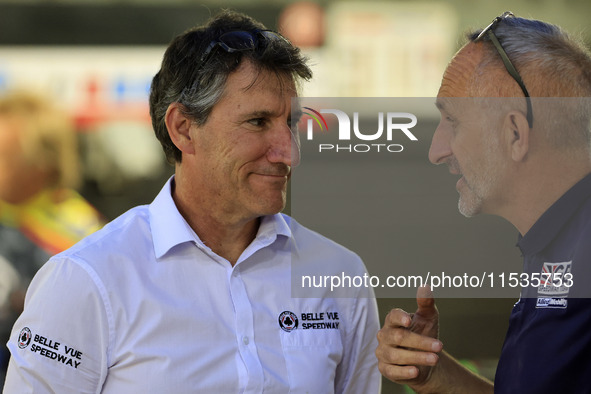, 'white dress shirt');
4,177,380,393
